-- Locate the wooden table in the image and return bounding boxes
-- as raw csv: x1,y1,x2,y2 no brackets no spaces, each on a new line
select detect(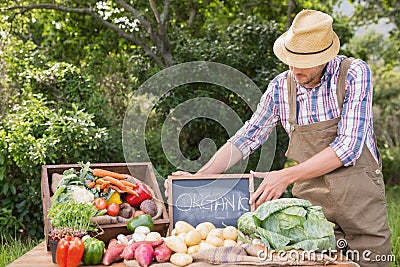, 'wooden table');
7,241,358,267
